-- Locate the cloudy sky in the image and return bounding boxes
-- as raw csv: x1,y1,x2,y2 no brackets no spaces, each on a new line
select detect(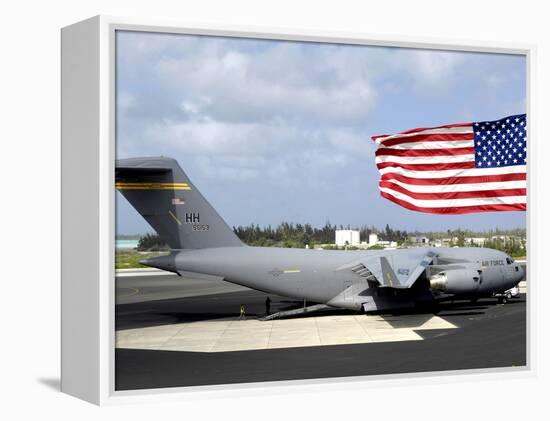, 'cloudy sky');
115,30,526,235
